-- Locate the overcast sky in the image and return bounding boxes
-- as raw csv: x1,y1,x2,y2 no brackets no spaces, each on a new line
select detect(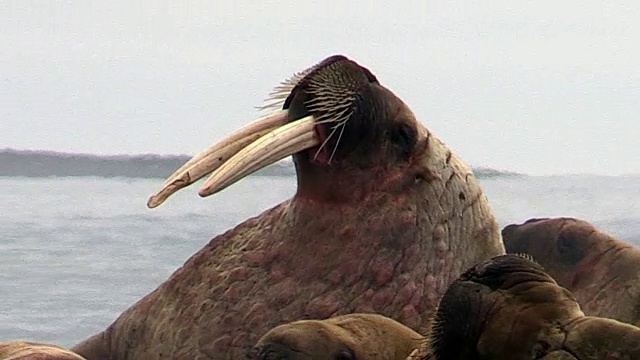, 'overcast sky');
1,1,639,175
